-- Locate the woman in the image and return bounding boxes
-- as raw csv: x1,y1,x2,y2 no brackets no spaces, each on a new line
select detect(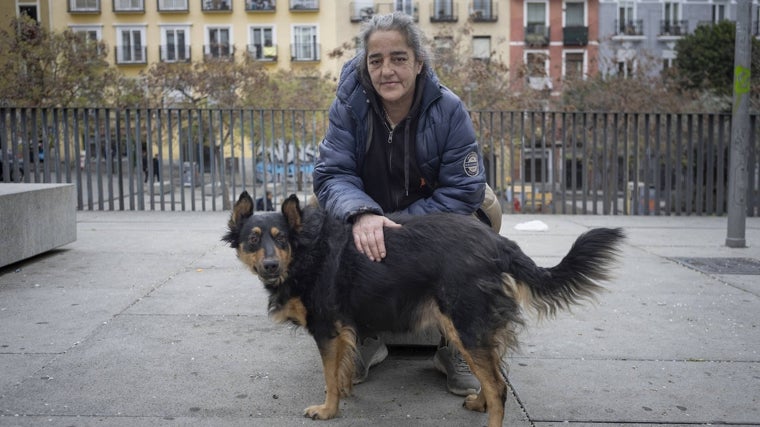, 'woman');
313,12,501,397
